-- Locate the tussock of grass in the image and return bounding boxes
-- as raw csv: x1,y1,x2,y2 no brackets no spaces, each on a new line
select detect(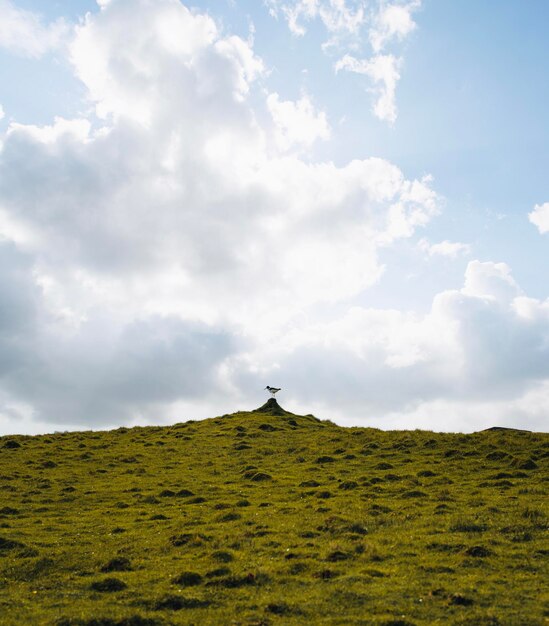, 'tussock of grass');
0,400,547,625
